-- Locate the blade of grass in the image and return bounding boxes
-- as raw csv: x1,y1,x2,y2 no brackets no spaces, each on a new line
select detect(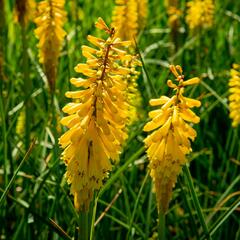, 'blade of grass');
183,165,212,240
98,146,145,197
201,197,240,239
0,187,72,240
0,139,36,206
200,80,229,110
0,85,8,188
206,175,240,224
178,177,200,239
135,39,158,98
127,171,149,239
